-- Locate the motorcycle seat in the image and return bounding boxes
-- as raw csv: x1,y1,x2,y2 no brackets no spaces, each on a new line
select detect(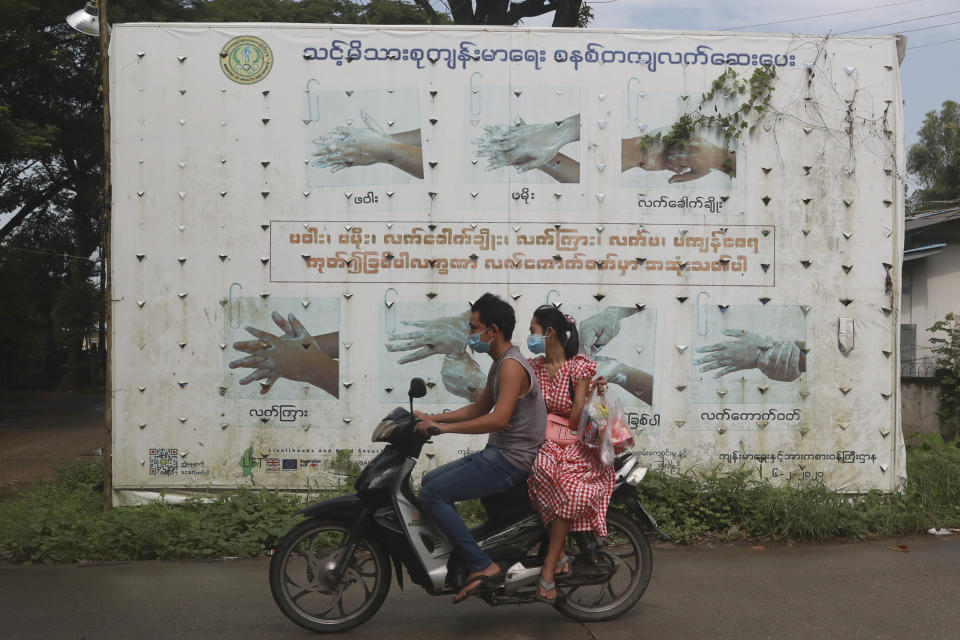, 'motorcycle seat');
469,482,538,543
480,482,537,524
